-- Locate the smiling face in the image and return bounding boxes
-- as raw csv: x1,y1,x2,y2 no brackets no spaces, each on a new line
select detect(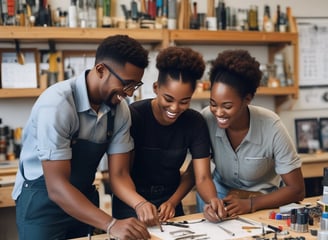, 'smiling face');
152,77,194,126
92,62,144,108
209,82,251,130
